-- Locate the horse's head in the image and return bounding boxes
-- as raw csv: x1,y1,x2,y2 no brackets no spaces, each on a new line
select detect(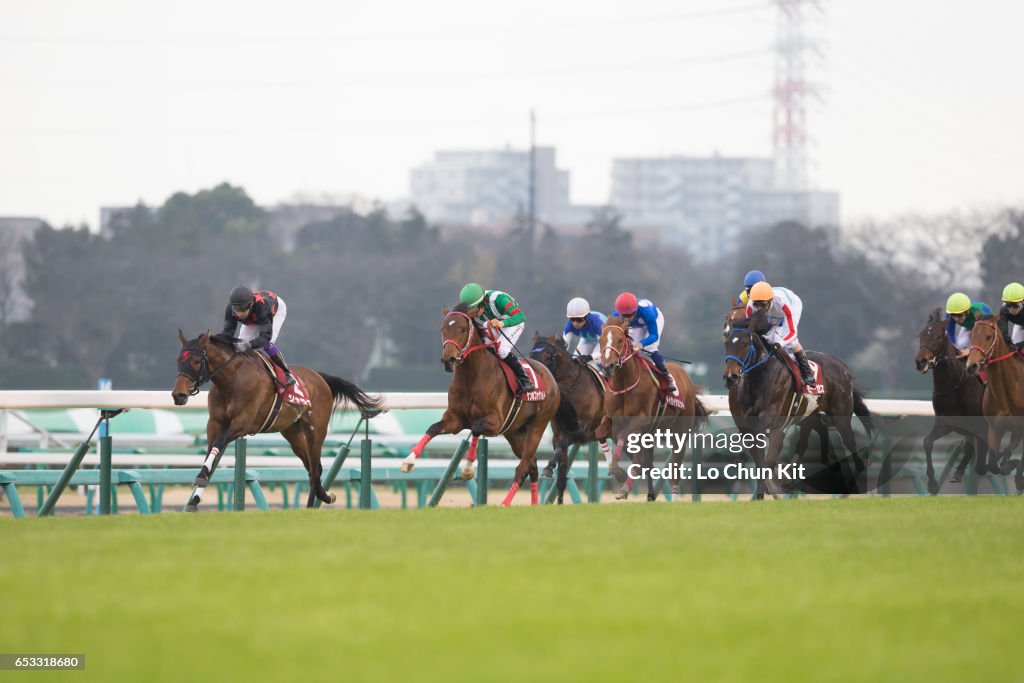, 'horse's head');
172,329,211,405
530,333,570,378
916,307,950,373
722,306,759,389
965,314,1001,376
600,317,632,379
440,306,478,372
